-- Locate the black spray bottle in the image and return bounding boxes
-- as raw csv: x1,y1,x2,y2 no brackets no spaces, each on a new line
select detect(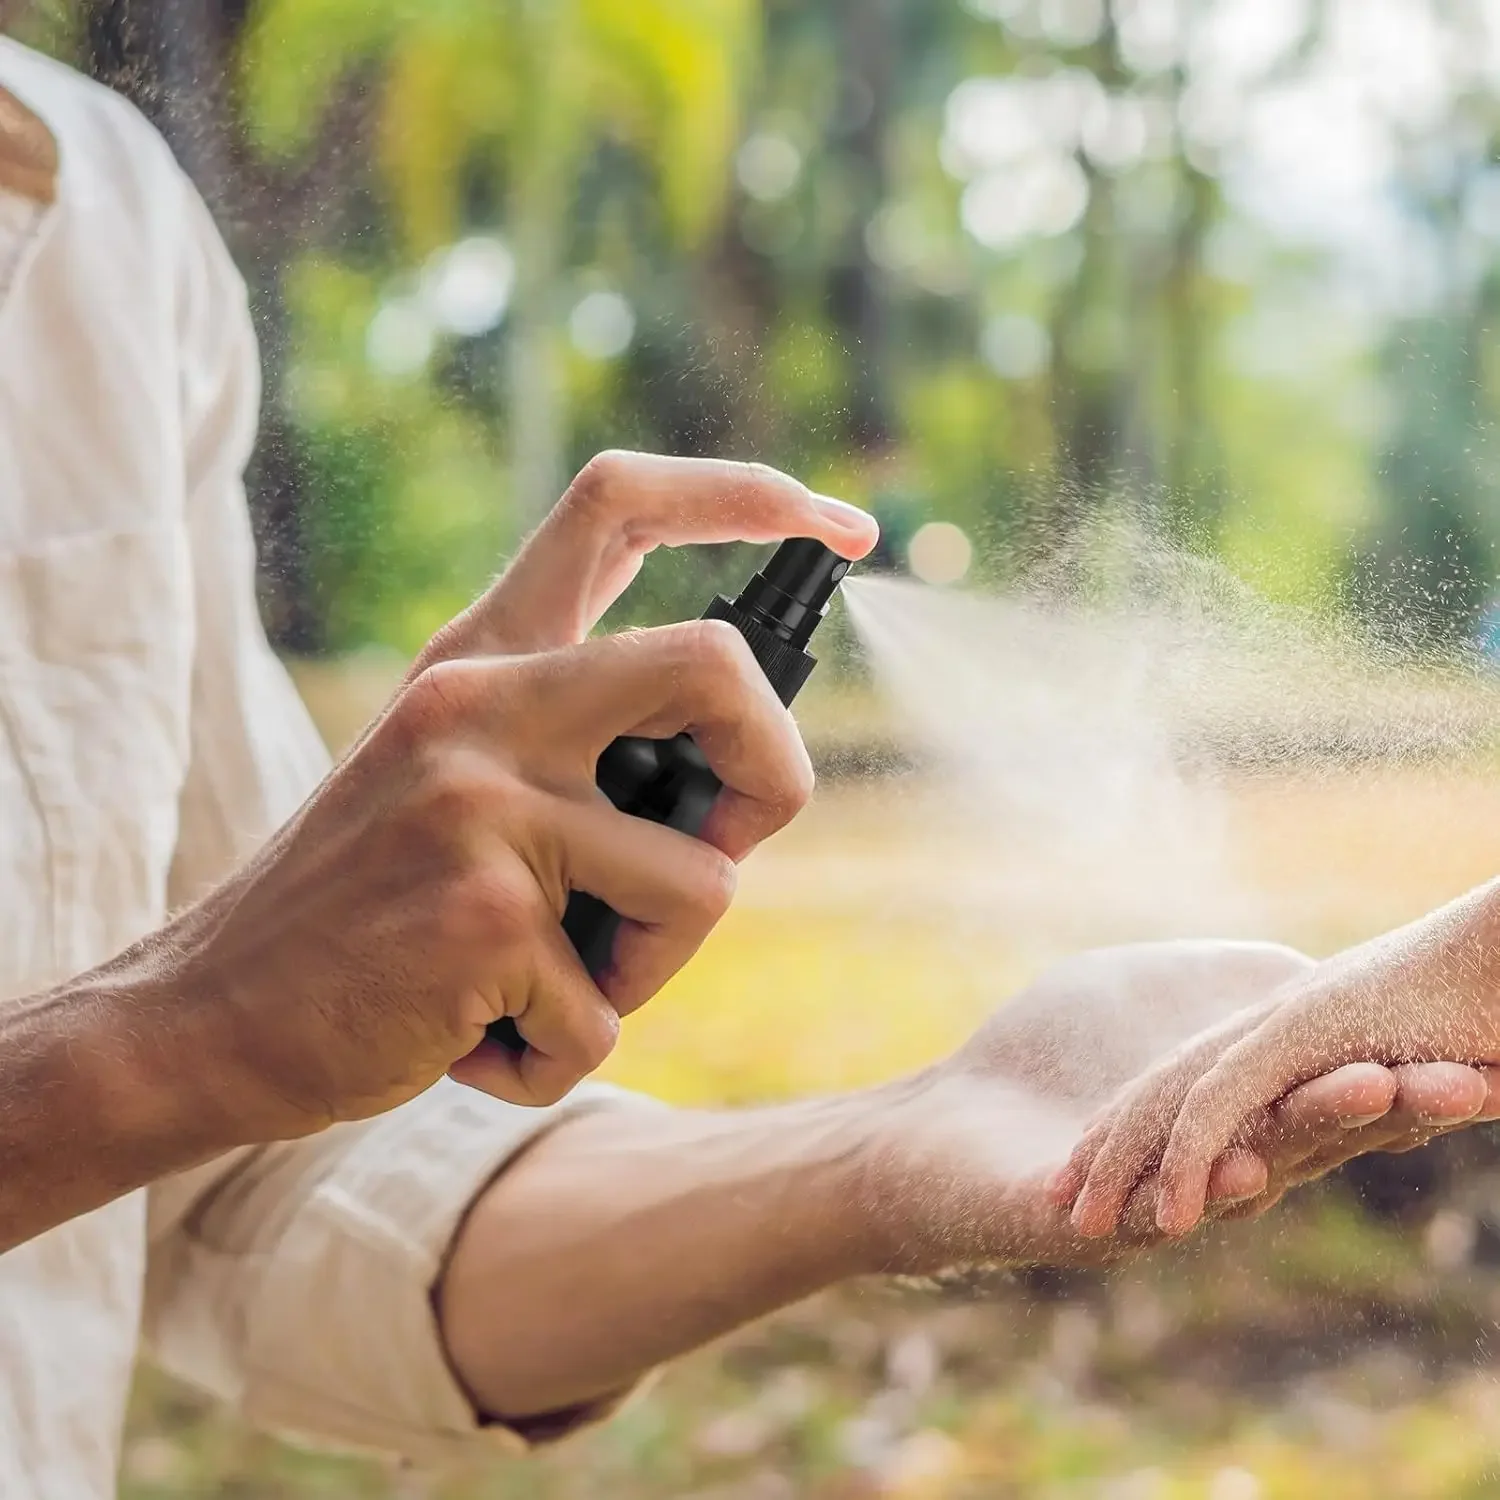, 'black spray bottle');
489,536,853,1053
